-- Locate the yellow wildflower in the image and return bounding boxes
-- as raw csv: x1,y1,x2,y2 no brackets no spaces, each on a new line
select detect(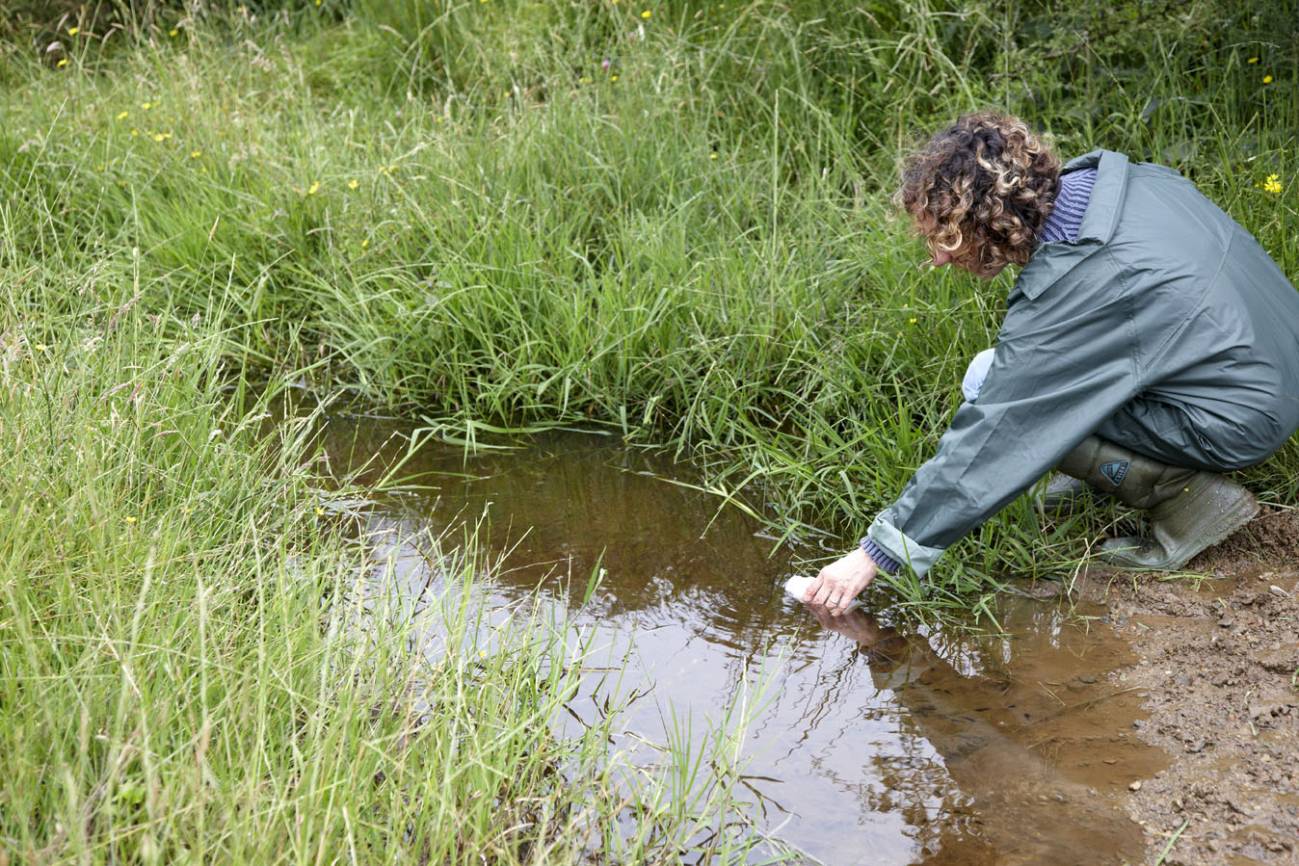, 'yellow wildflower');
361,238,370,250
1260,174,1282,194
314,506,326,517
307,181,321,195
190,149,202,158
579,75,592,85
347,179,359,190
130,127,139,137
125,516,137,525
141,101,154,110
1247,56,1259,64
67,26,79,36
151,131,167,142
479,650,487,658
641,9,651,19
116,110,129,120
709,151,718,160
1263,74,1273,84
908,316,919,325
33,343,48,352
56,58,69,68
169,28,179,37
610,73,620,82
